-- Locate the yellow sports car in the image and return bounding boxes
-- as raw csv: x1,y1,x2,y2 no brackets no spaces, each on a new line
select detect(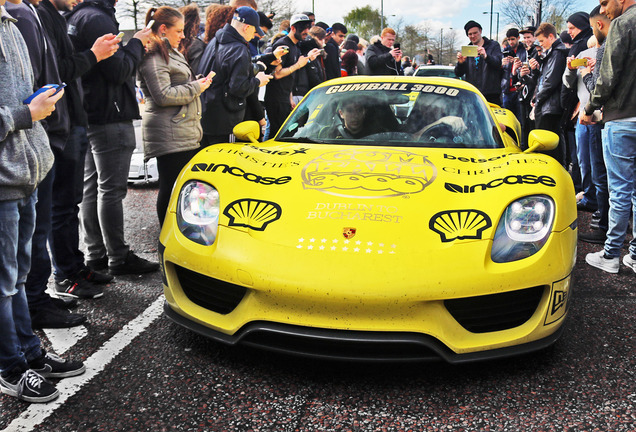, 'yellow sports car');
160,76,577,363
